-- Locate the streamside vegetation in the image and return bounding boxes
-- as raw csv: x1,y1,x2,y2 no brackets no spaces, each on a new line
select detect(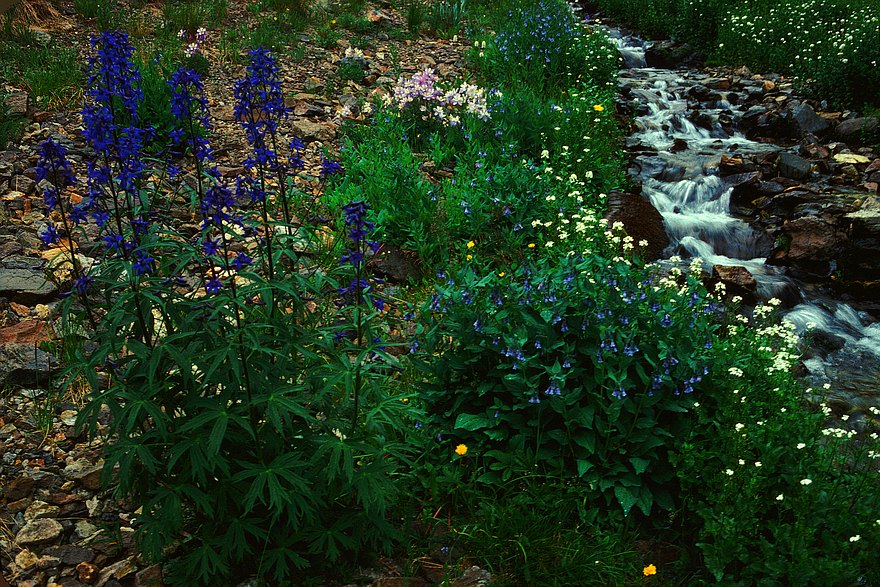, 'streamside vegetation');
9,0,879,584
